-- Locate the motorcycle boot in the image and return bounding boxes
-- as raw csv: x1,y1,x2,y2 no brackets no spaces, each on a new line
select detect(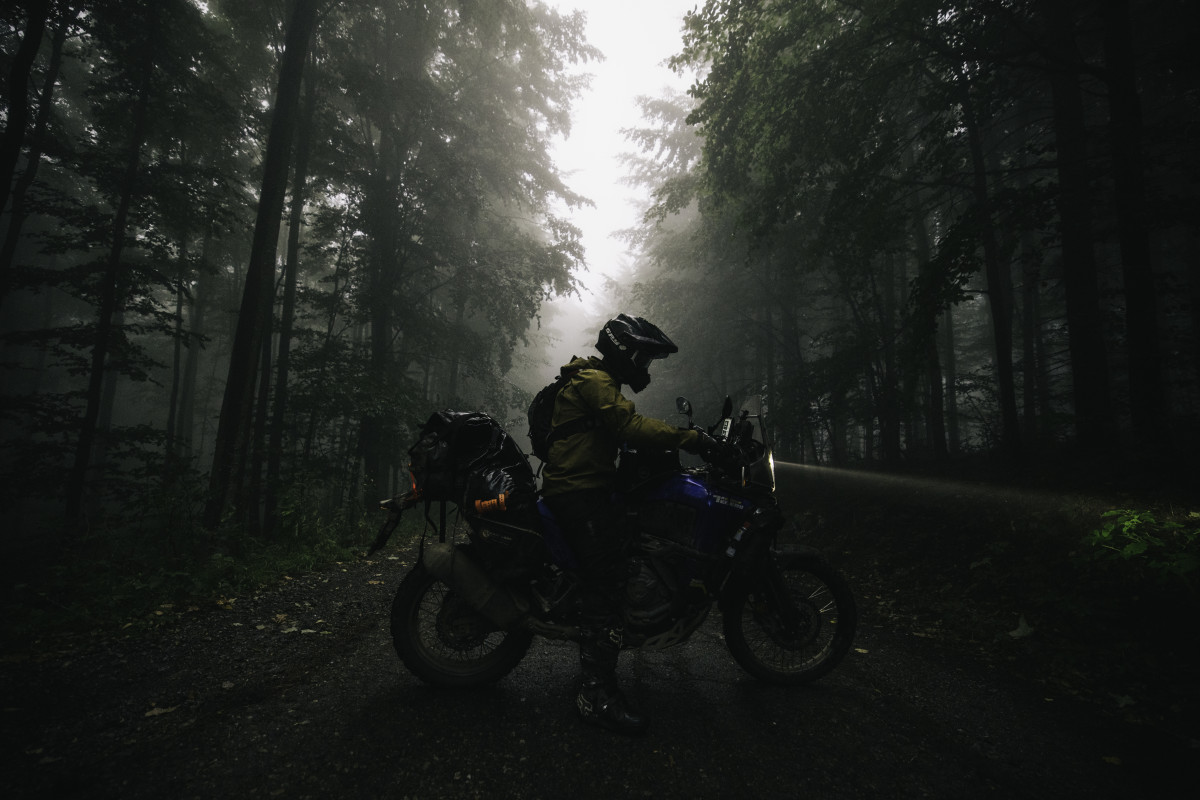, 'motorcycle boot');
575,626,648,735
